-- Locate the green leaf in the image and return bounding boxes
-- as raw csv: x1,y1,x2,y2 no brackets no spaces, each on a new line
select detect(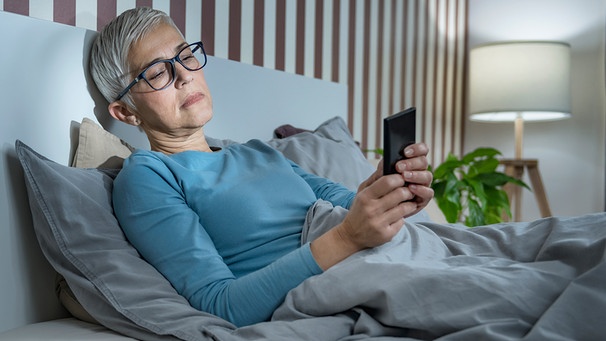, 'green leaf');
465,199,485,227
437,198,461,223
432,159,463,179
475,172,512,187
461,147,501,163
464,178,486,199
365,148,384,155
484,187,507,206
430,146,522,227
508,177,531,190
432,180,447,198
498,191,513,218
467,164,480,178
484,211,503,225
473,158,500,174
443,176,462,195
